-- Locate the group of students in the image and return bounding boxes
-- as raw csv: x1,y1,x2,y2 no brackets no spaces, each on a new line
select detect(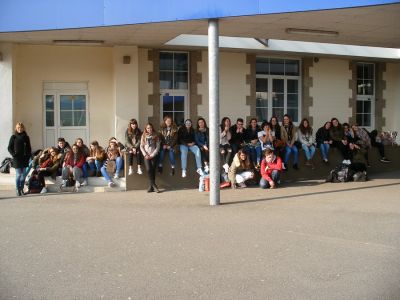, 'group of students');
7,114,391,195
